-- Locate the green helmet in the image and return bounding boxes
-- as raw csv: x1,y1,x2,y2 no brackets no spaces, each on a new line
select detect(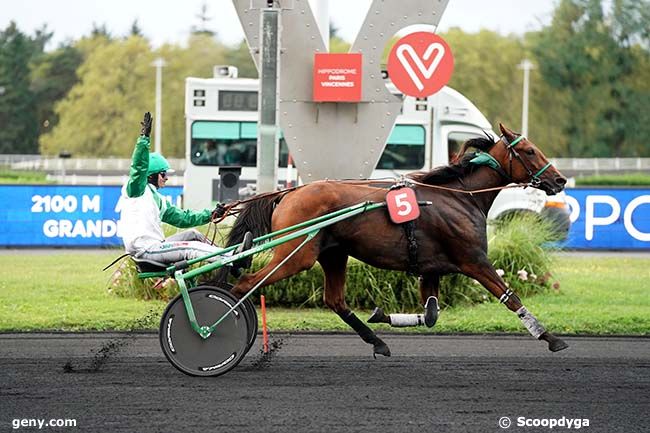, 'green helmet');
147,153,174,176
